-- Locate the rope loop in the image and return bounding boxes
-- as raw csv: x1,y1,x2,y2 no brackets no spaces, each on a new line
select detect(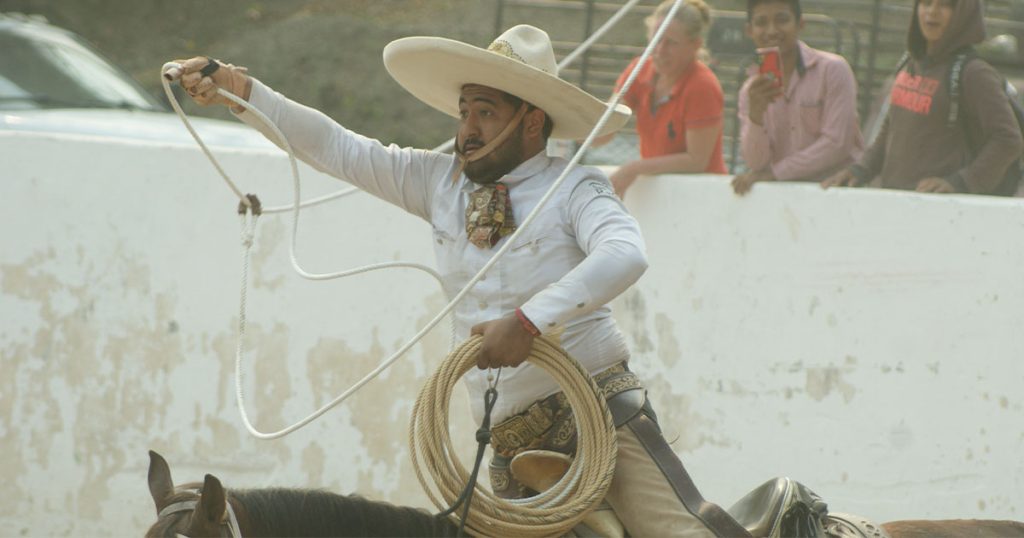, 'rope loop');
412,335,617,537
